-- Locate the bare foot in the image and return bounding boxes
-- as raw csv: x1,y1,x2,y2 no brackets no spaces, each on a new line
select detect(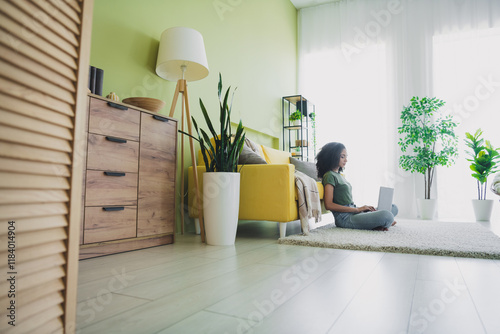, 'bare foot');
373,227,389,231
391,221,397,226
